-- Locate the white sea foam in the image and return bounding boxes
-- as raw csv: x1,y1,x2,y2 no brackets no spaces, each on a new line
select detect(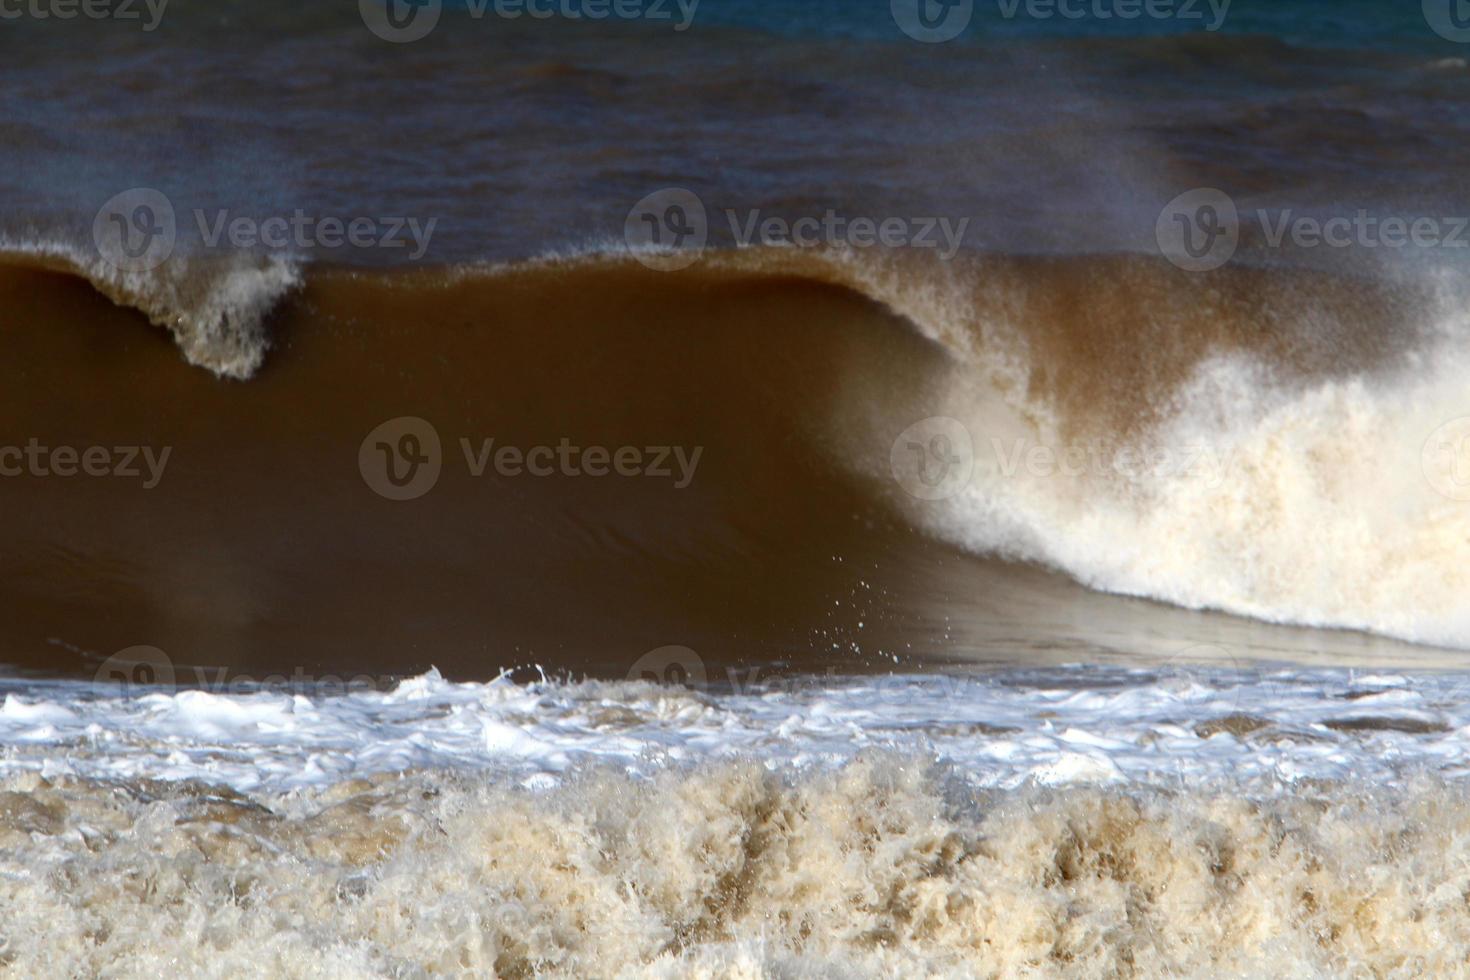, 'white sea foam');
876,271,1470,650
951,351,1470,649
3,666,1470,793
4,668,1470,976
